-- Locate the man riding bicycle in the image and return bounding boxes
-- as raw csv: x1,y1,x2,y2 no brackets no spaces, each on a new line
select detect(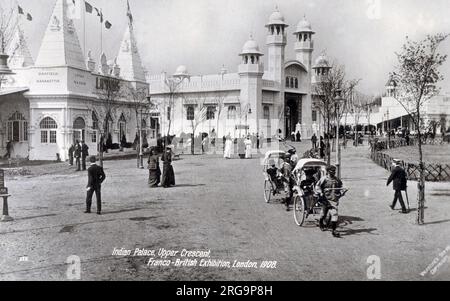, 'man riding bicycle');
315,165,343,238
